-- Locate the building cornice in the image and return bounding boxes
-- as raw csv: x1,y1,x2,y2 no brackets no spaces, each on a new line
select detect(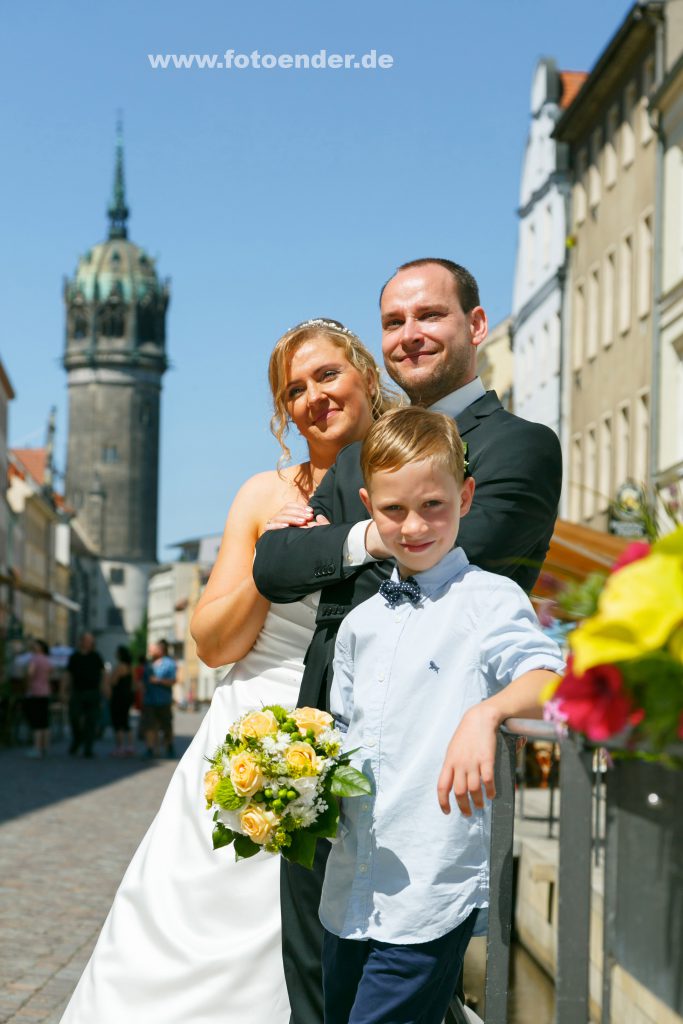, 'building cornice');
517,172,571,219
554,2,663,143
